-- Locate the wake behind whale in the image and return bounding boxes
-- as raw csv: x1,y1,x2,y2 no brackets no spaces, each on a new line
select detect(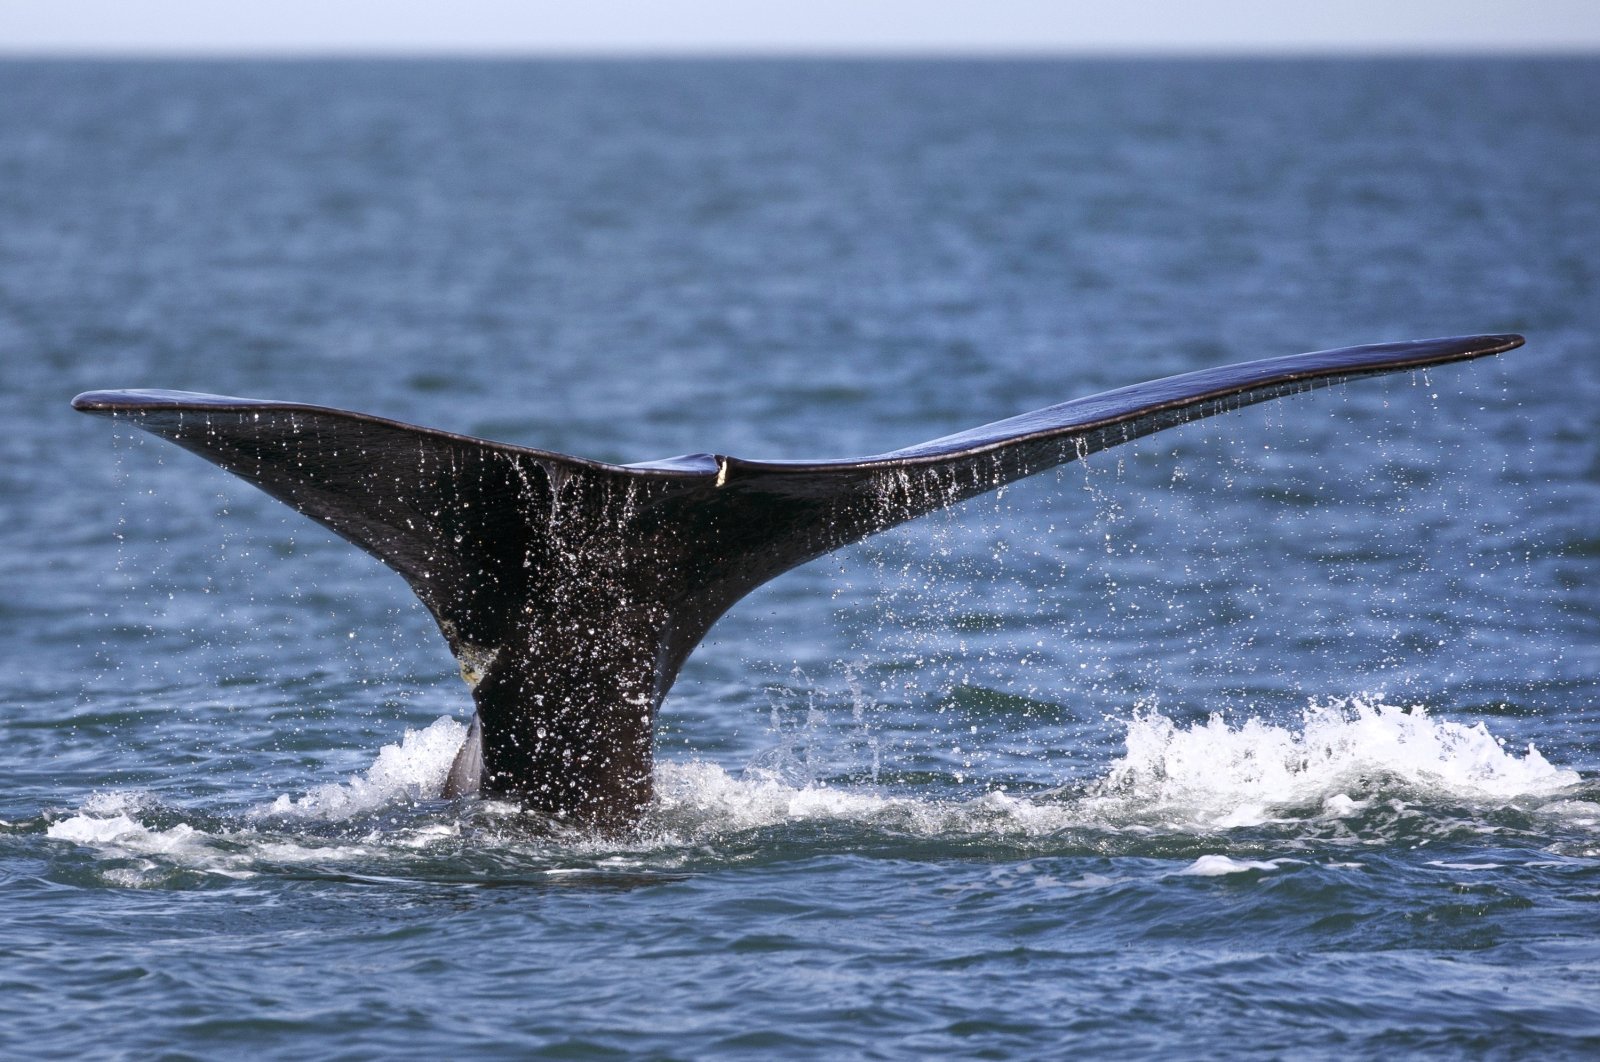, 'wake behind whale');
73,334,1524,831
